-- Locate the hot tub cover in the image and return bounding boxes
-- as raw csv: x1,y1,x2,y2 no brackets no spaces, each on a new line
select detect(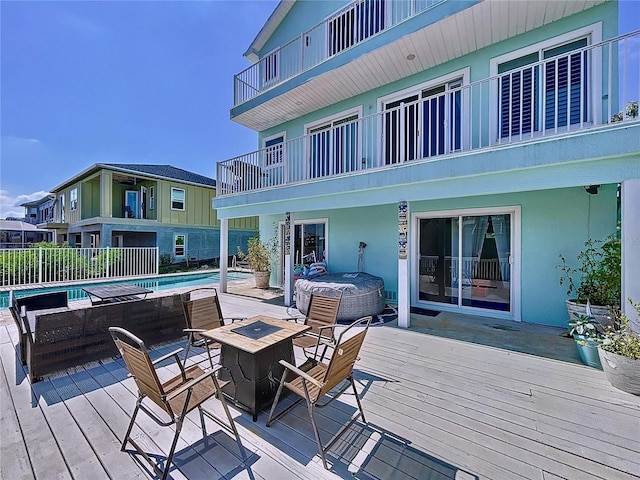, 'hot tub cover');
295,272,385,321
